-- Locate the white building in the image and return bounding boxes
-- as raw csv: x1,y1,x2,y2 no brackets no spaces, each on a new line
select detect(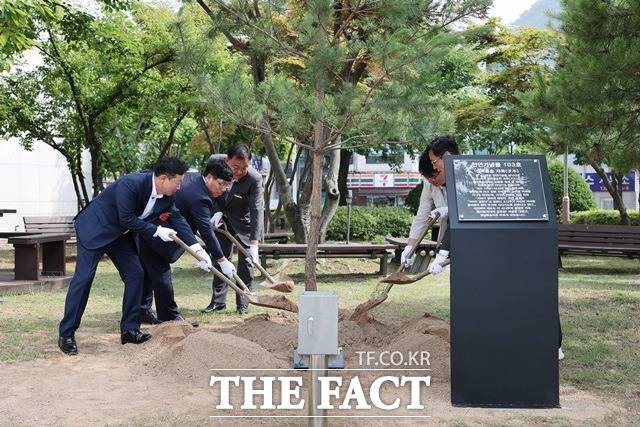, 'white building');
347,151,422,206
0,138,92,232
